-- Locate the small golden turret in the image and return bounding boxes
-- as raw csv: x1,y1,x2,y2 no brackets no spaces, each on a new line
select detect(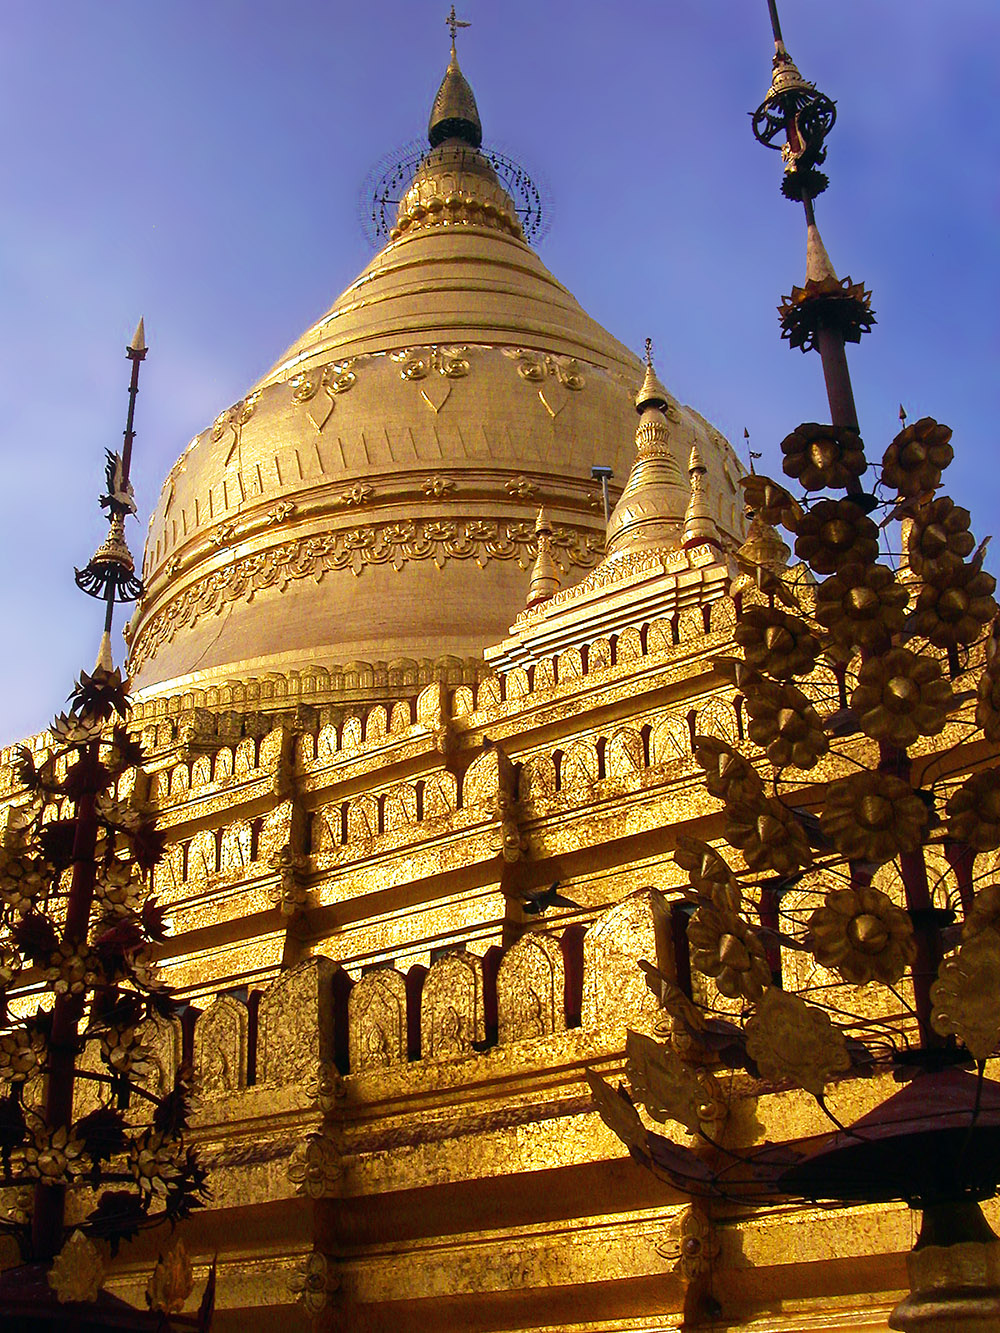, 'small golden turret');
682,444,722,549
605,342,688,559
526,508,561,609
